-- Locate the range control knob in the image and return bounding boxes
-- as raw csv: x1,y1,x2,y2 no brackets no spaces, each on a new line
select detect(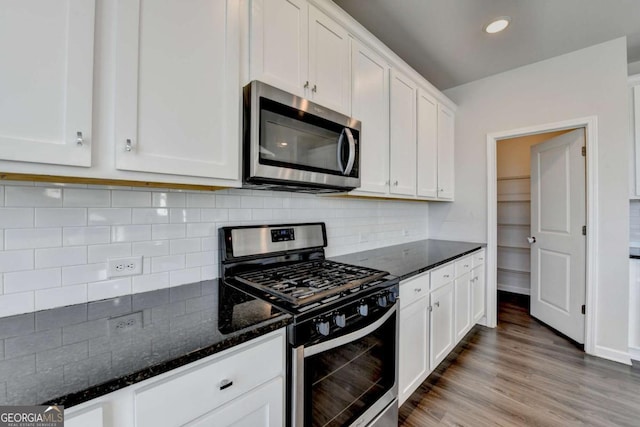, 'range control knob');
387,290,398,303
358,303,369,317
316,320,330,336
334,313,346,328
377,294,388,308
